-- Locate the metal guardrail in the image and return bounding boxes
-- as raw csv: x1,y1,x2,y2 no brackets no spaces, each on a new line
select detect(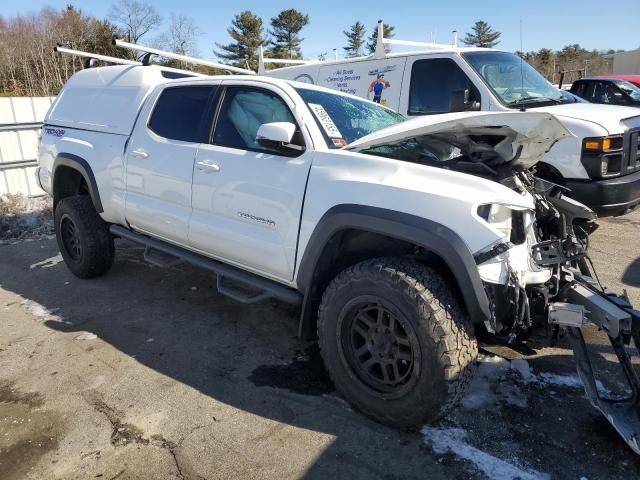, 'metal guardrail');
0,159,38,171
0,122,42,132
0,121,42,171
